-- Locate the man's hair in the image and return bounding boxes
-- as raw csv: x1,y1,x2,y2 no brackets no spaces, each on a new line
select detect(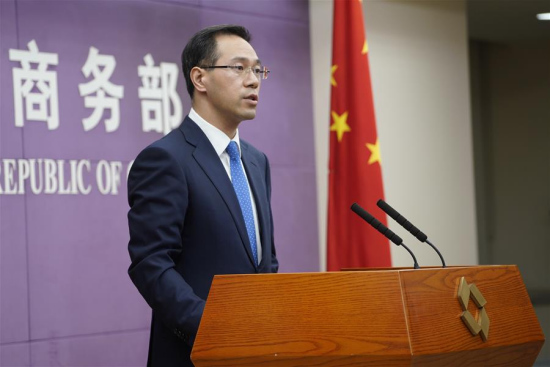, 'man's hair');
181,24,251,99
